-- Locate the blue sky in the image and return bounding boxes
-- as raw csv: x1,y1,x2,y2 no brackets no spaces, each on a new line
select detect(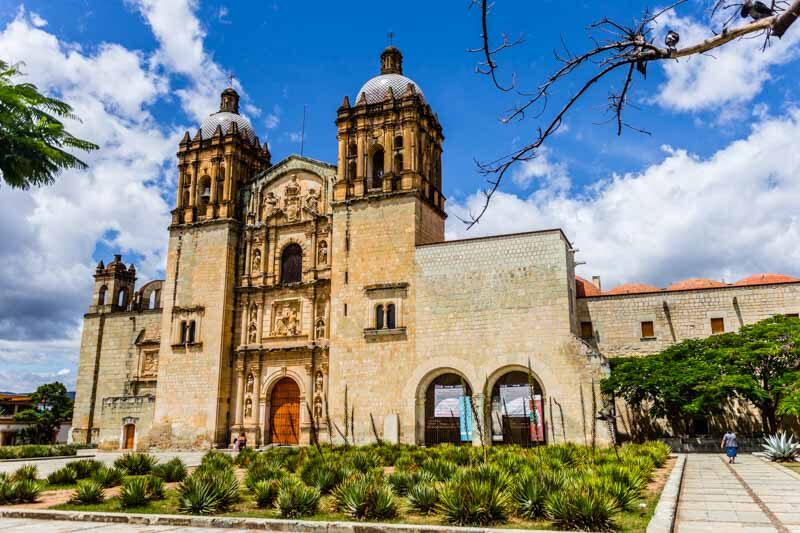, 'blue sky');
1,0,799,392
